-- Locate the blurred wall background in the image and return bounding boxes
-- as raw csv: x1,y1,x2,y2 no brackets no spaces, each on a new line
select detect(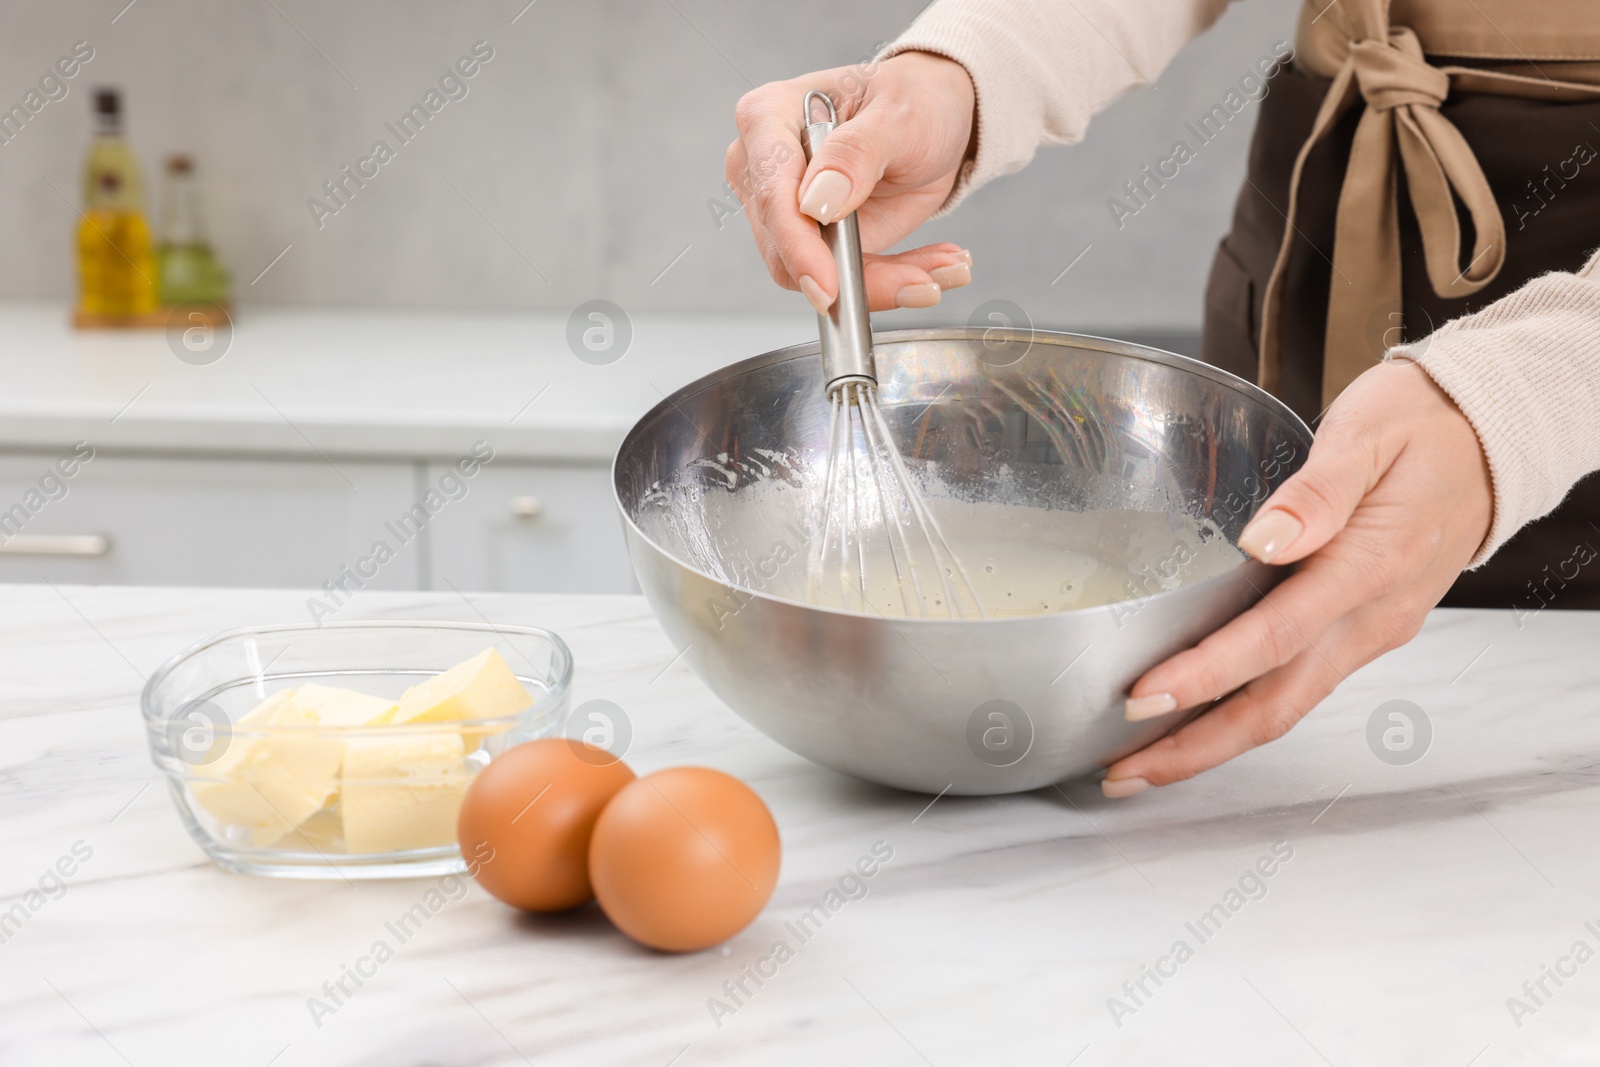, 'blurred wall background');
0,0,1300,333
